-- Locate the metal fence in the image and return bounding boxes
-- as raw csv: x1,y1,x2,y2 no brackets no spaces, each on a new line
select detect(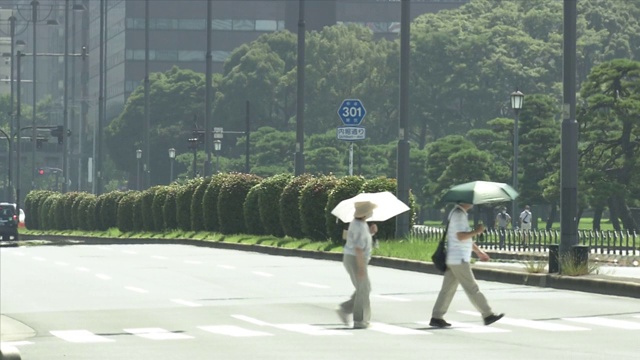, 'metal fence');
411,226,639,256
